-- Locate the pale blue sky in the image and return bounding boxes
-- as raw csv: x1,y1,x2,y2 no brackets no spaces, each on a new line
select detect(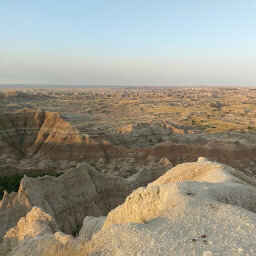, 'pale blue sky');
0,0,256,86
